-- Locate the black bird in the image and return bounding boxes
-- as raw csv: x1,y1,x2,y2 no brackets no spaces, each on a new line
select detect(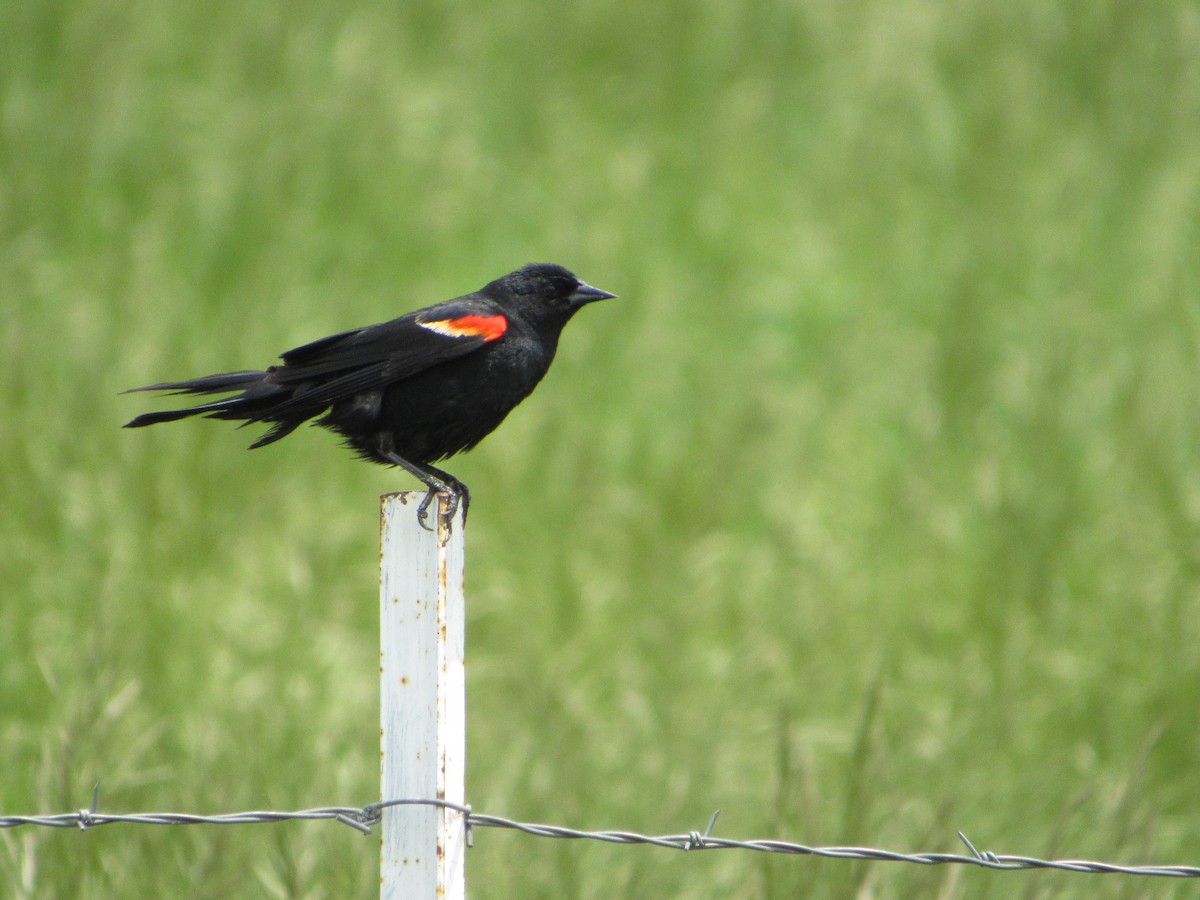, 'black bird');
124,263,616,527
